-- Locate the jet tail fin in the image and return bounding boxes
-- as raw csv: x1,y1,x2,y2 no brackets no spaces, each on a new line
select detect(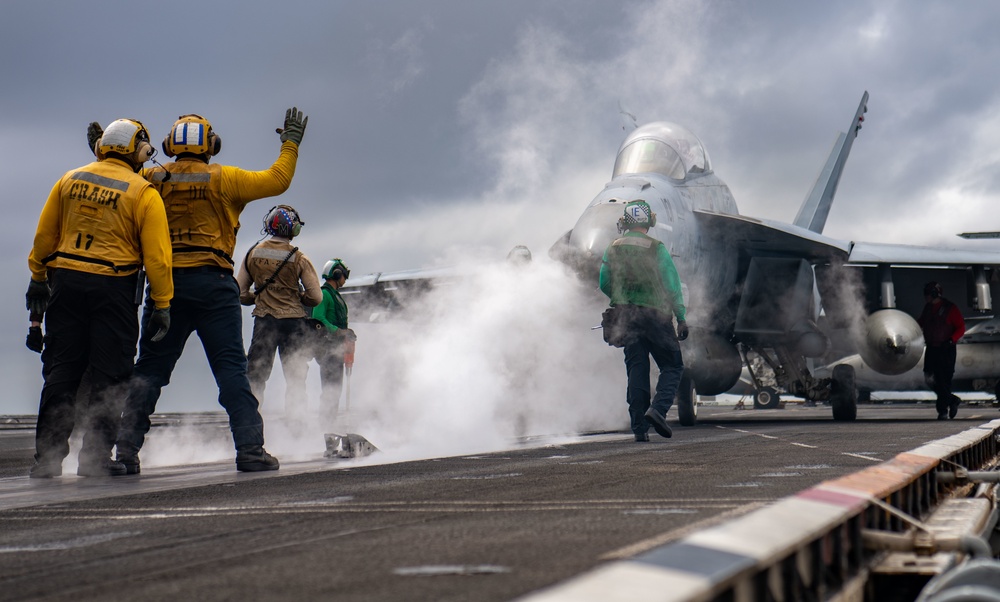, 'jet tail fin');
793,91,868,233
